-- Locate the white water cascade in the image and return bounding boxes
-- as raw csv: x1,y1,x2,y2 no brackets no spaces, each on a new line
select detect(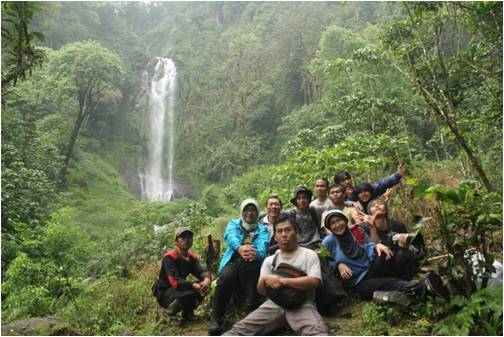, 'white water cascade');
141,57,177,202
